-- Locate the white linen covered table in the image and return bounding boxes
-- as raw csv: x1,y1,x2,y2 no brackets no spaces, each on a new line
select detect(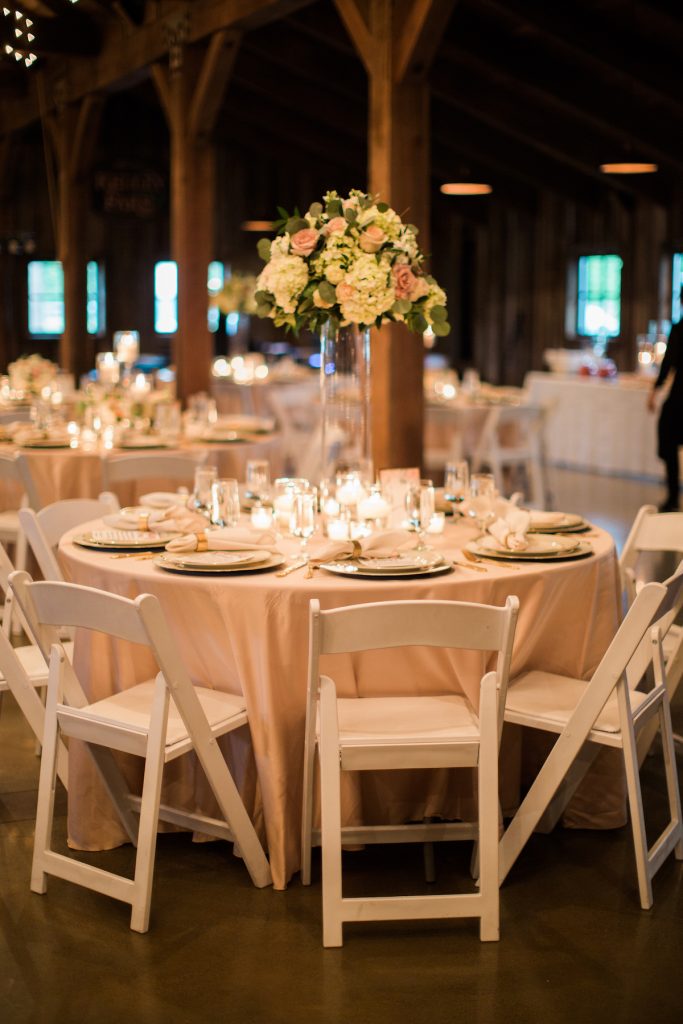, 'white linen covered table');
58,517,622,890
